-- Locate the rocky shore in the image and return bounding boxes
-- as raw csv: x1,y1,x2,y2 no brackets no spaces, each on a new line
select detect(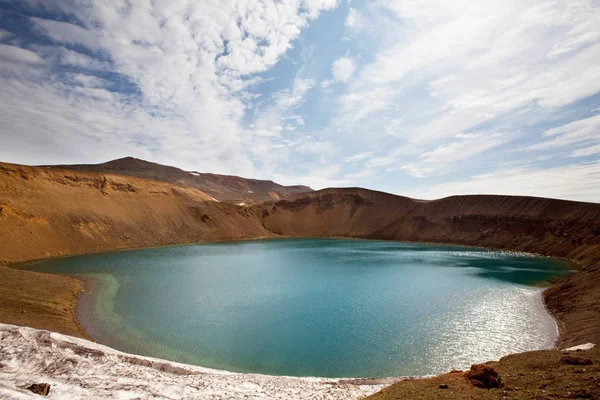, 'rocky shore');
0,323,391,399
